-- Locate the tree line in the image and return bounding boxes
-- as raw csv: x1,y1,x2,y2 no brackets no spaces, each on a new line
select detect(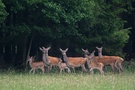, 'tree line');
0,0,134,69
